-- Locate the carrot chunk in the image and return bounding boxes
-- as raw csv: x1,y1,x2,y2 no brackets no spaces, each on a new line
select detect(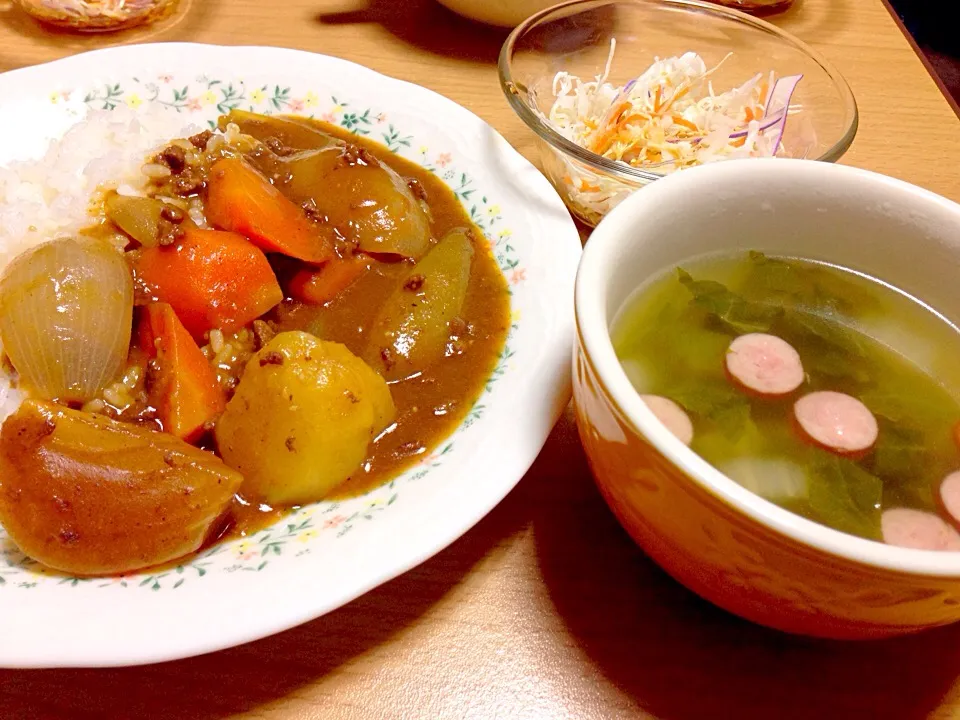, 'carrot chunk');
138,302,226,442
133,226,282,338
288,256,371,305
206,157,333,263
